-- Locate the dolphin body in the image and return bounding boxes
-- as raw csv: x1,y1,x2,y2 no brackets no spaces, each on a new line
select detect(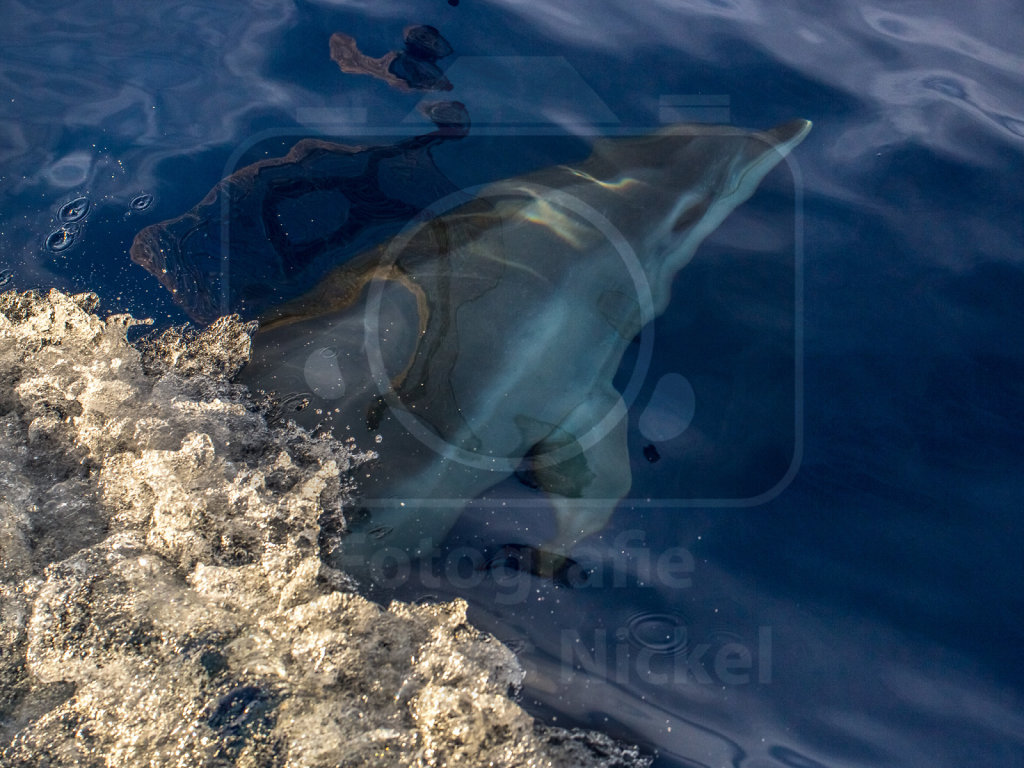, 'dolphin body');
240,119,811,577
